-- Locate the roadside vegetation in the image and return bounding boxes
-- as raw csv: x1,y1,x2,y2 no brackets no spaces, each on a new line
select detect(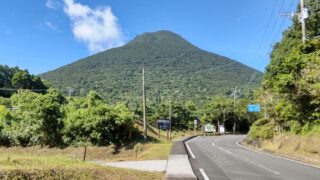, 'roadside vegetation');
0,64,257,178
0,150,163,179
245,0,320,164
248,0,320,141
247,134,320,166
